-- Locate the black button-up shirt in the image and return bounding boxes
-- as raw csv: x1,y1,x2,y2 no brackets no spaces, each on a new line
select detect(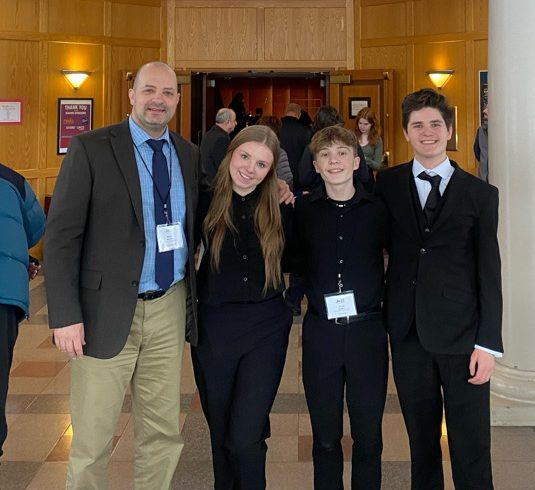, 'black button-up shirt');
198,188,292,305
287,182,388,317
